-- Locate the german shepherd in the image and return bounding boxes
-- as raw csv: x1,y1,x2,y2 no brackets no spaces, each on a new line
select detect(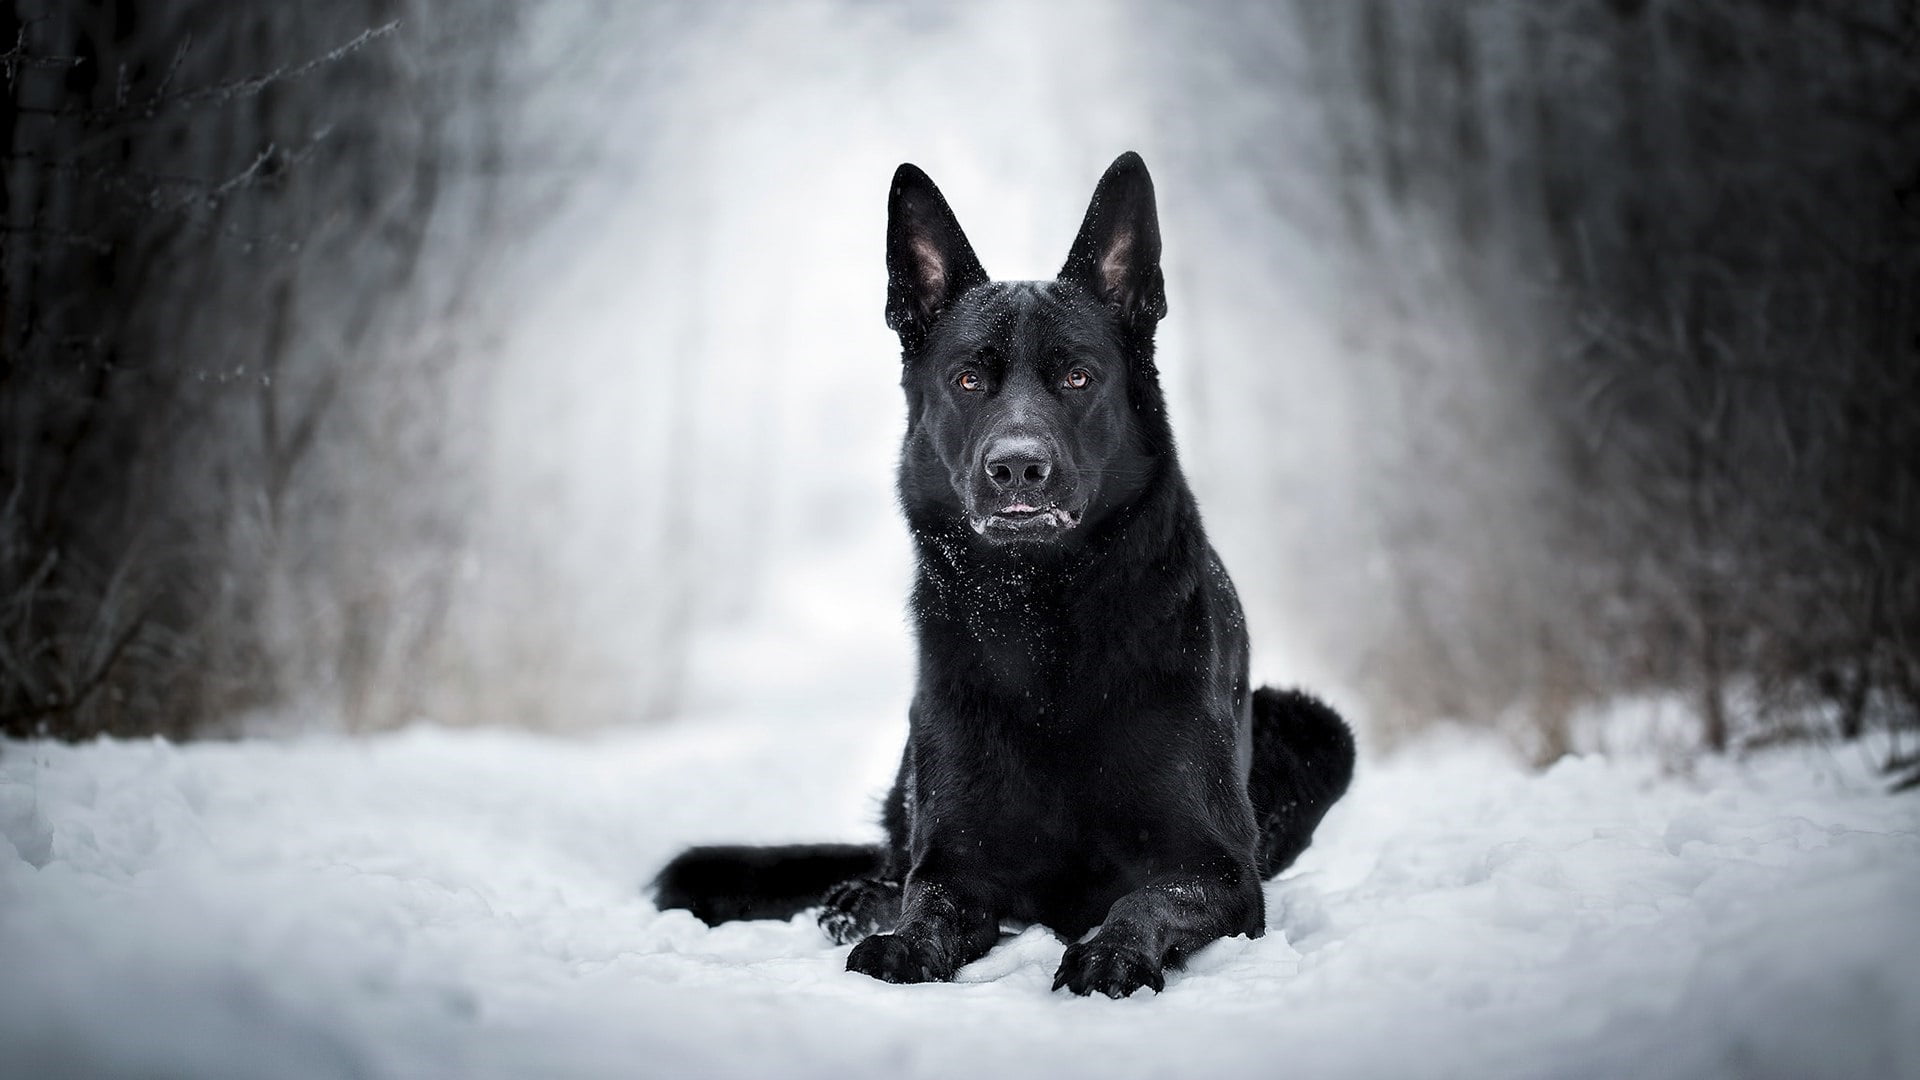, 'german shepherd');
654,152,1354,997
